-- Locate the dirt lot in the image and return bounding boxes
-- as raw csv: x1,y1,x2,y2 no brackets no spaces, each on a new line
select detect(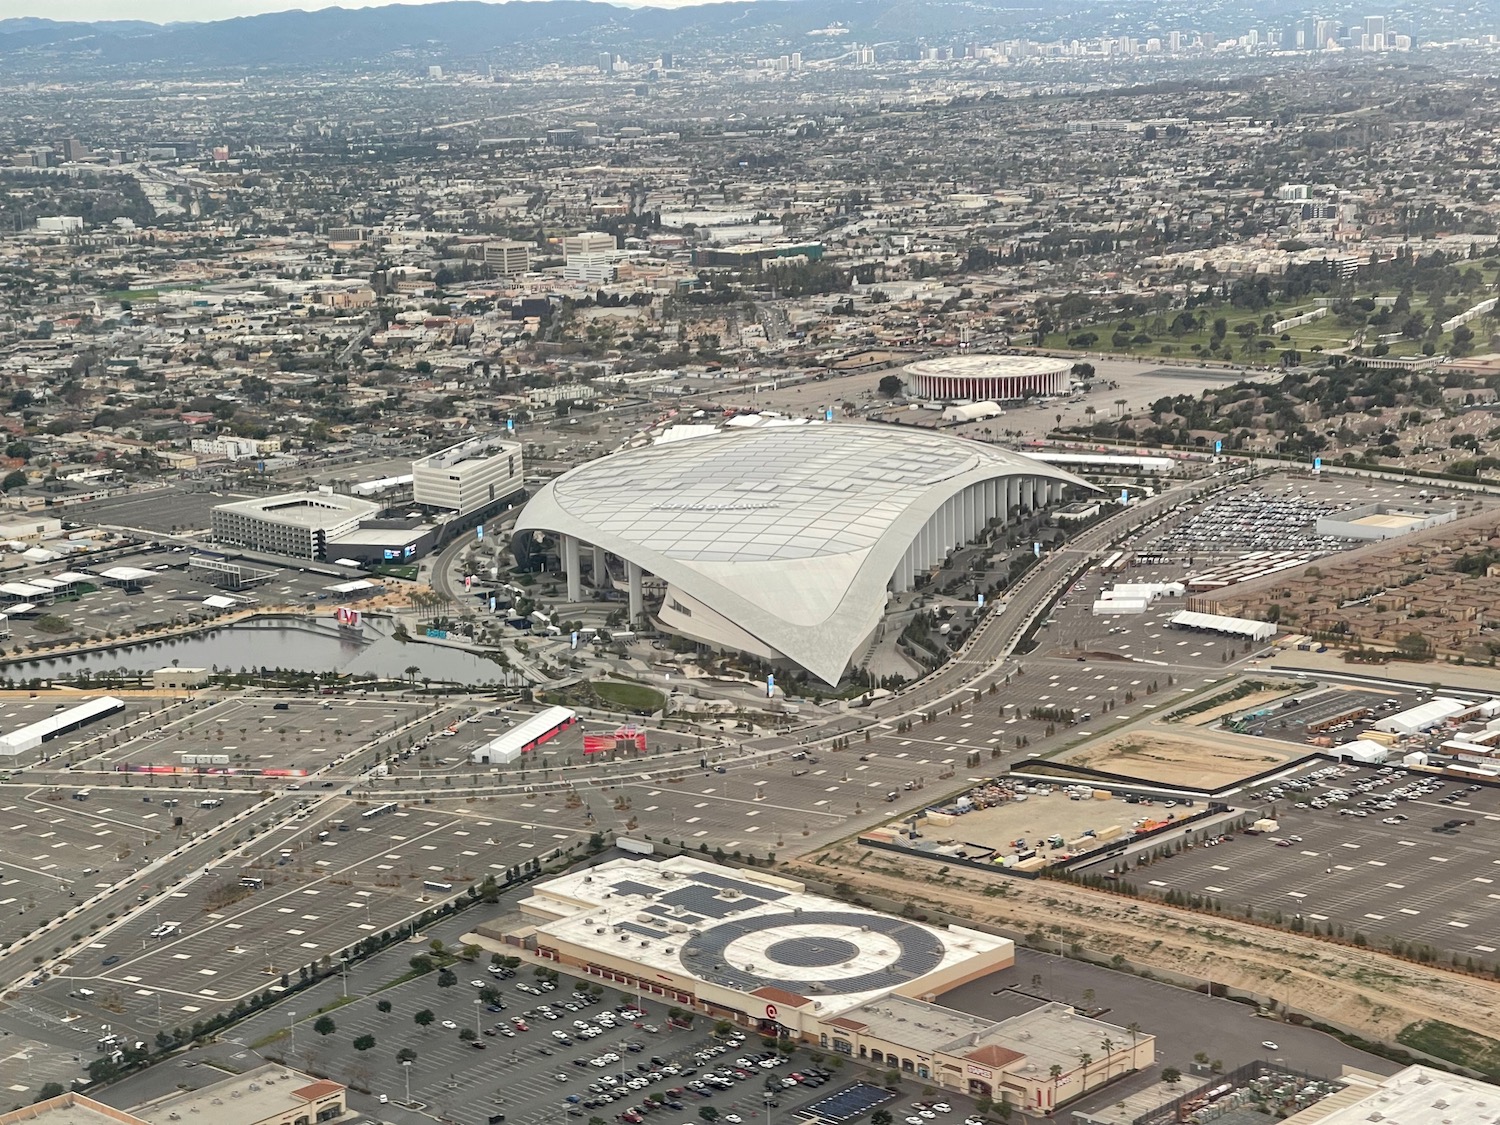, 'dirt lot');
1058,728,1302,789
792,842,1500,1046
919,791,1155,858
1182,684,1301,728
